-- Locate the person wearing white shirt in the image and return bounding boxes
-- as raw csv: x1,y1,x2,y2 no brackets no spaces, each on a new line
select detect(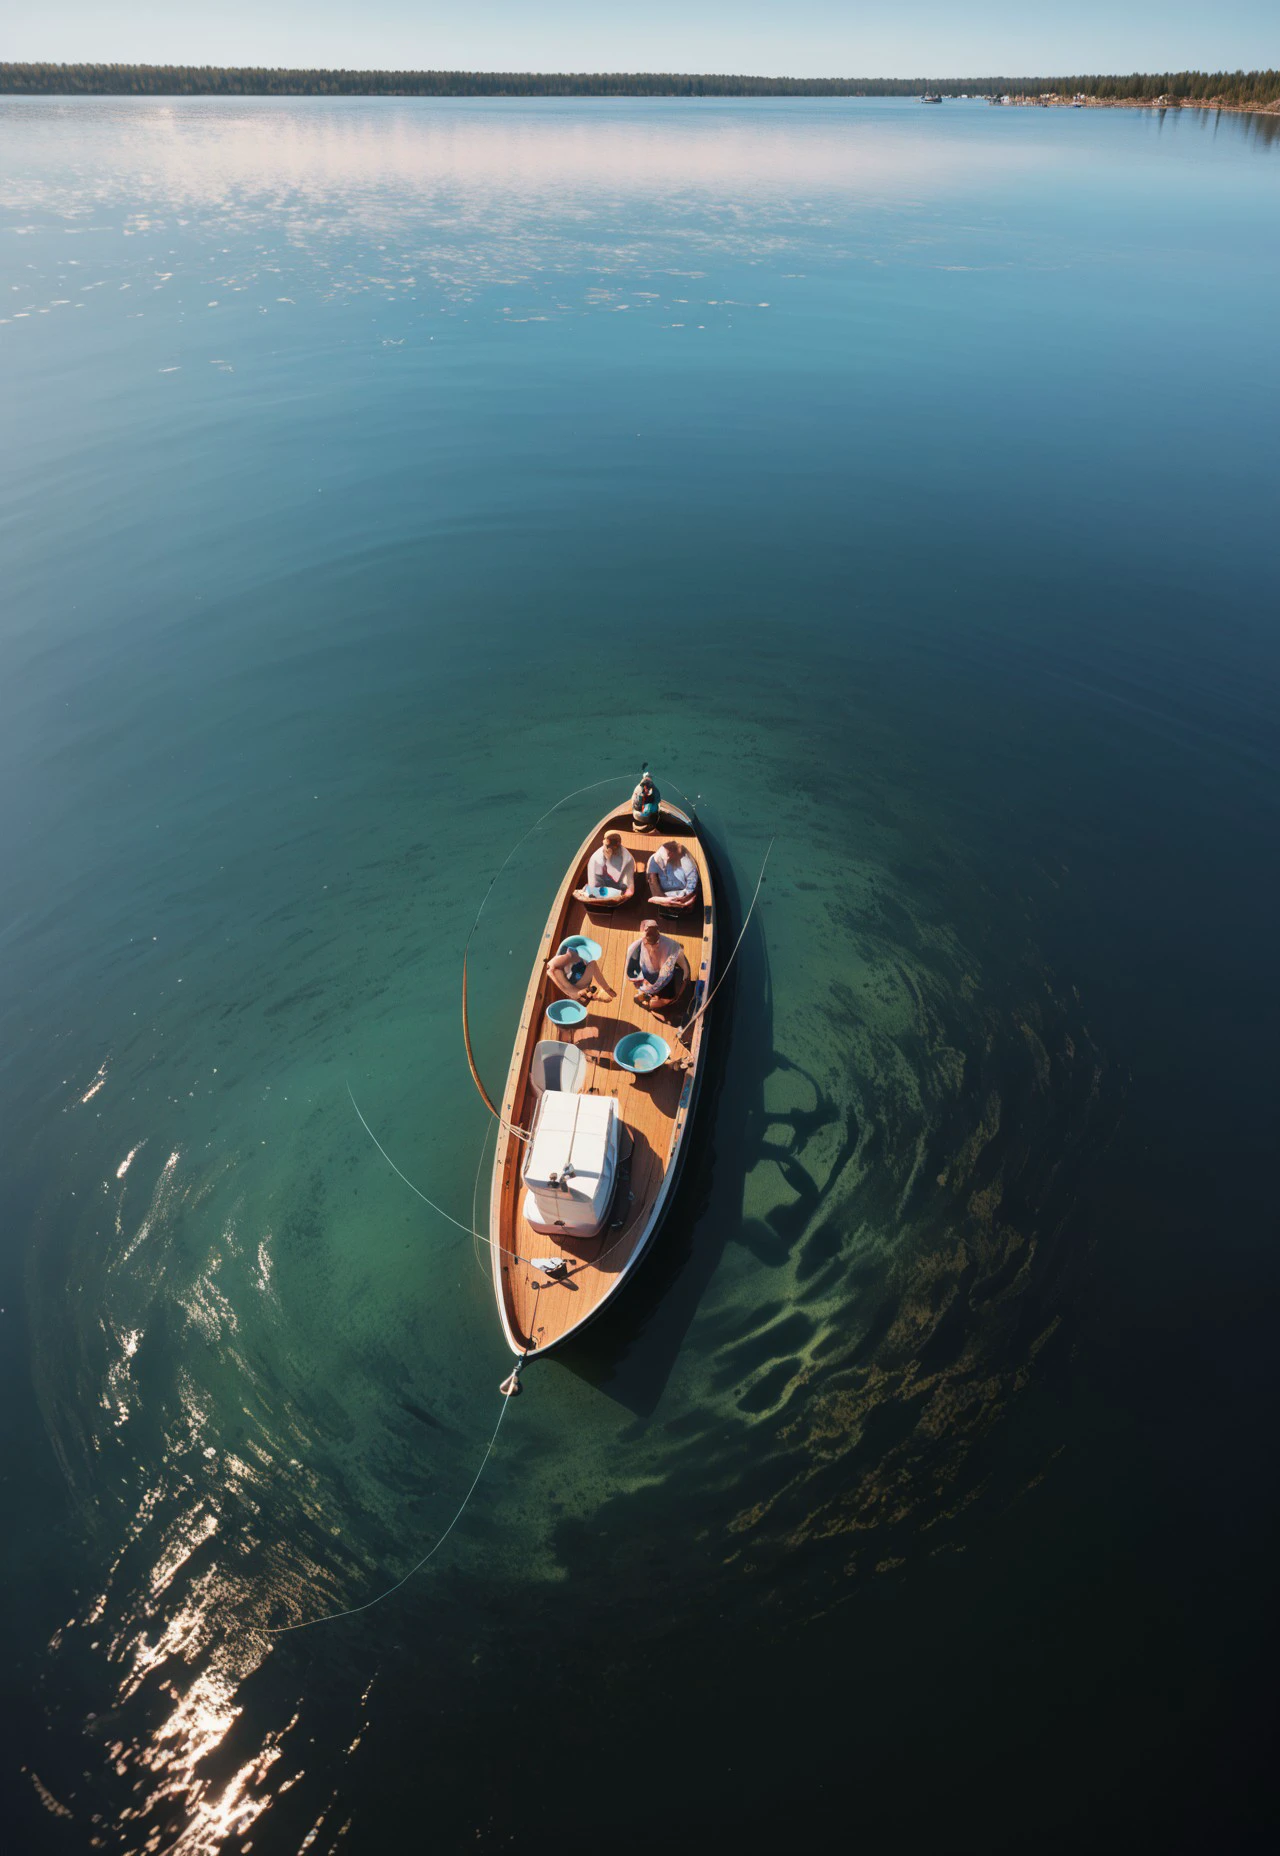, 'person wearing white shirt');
574,830,636,909
646,839,699,914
